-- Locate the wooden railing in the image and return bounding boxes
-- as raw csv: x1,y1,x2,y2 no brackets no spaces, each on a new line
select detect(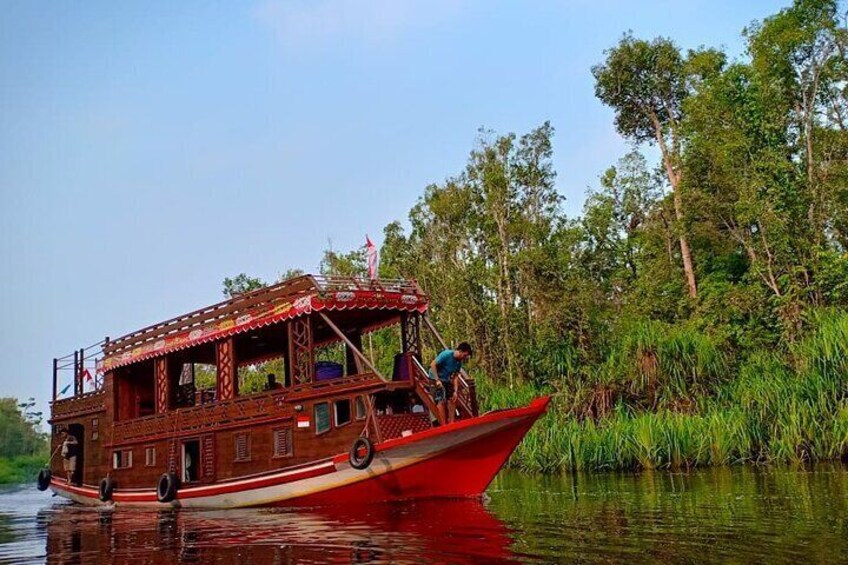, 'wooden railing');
456,373,479,418
51,390,106,421
410,357,443,423
311,275,424,296
286,372,386,402
411,357,477,421
110,373,389,446
112,390,291,445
